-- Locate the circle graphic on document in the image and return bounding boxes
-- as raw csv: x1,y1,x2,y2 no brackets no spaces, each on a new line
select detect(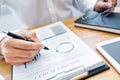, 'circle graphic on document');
56,42,74,53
